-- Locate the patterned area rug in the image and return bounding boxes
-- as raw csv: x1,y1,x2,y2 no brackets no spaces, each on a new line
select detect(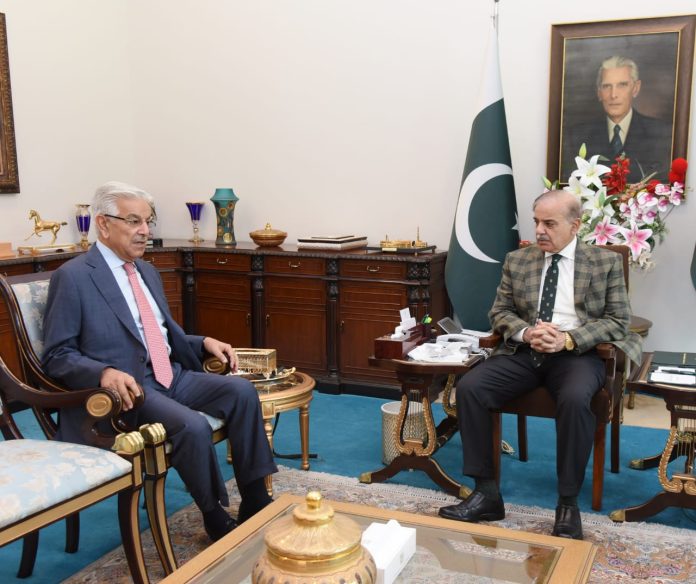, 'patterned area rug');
64,466,696,583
